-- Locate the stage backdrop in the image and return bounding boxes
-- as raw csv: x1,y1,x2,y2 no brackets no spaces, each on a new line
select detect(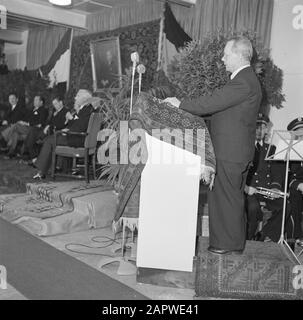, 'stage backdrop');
67,19,160,106
269,0,303,132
